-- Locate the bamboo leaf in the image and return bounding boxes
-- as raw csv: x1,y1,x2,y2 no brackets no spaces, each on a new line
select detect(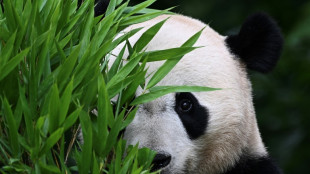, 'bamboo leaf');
146,28,205,89
0,47,30,81
39,128,64,157
97,76,112,154
107,45,126,81
133,18,168,53
107,53,142,89
0,31,16,65
63,107,82,131
106,0,117,16
142,47,200,62
59,79,74,125
131,86,219,105
48,84,60,133
2,97,20,157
